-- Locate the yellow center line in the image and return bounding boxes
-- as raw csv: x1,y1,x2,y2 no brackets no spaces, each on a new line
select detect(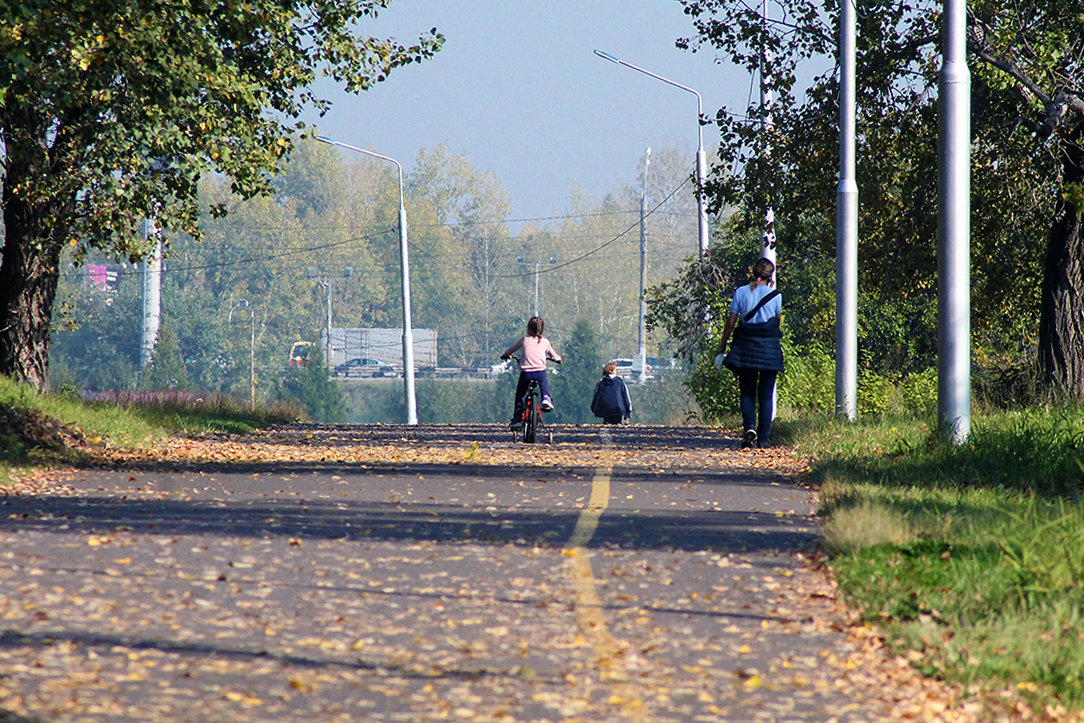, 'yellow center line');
563,462,646,720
